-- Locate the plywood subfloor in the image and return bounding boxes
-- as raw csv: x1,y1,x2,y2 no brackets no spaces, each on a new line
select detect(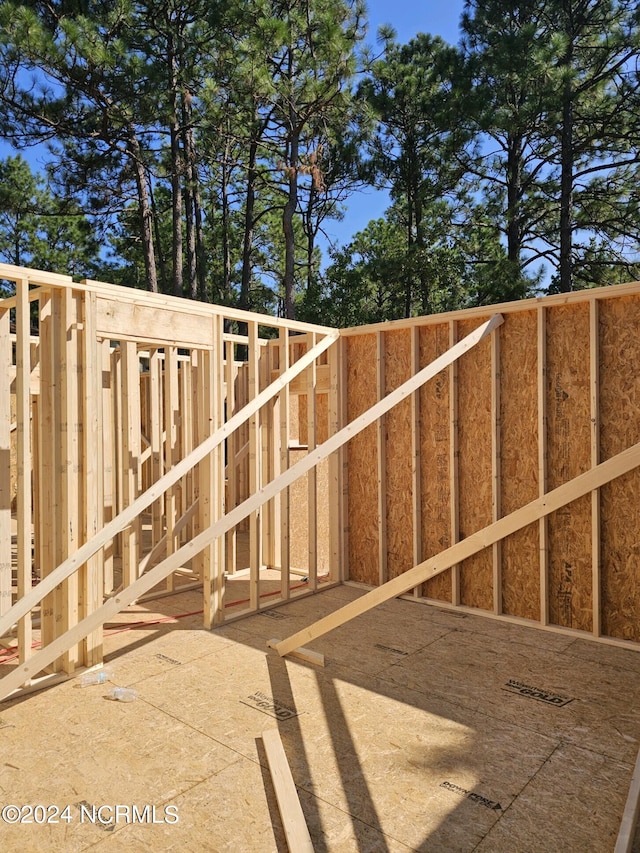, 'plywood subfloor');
1,585,640,852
